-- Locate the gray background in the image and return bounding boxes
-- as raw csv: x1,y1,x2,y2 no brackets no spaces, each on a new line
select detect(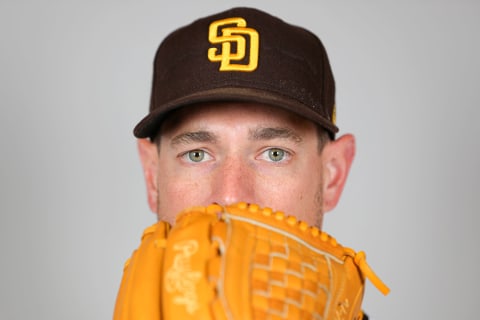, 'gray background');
1,1,479,319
